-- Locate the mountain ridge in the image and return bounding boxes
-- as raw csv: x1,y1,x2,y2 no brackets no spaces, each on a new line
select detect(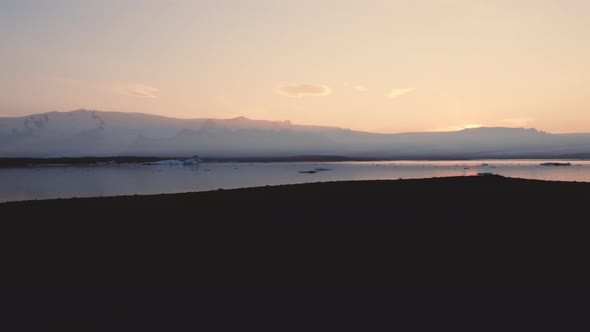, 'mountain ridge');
0,109,557,135
1,110,589,158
